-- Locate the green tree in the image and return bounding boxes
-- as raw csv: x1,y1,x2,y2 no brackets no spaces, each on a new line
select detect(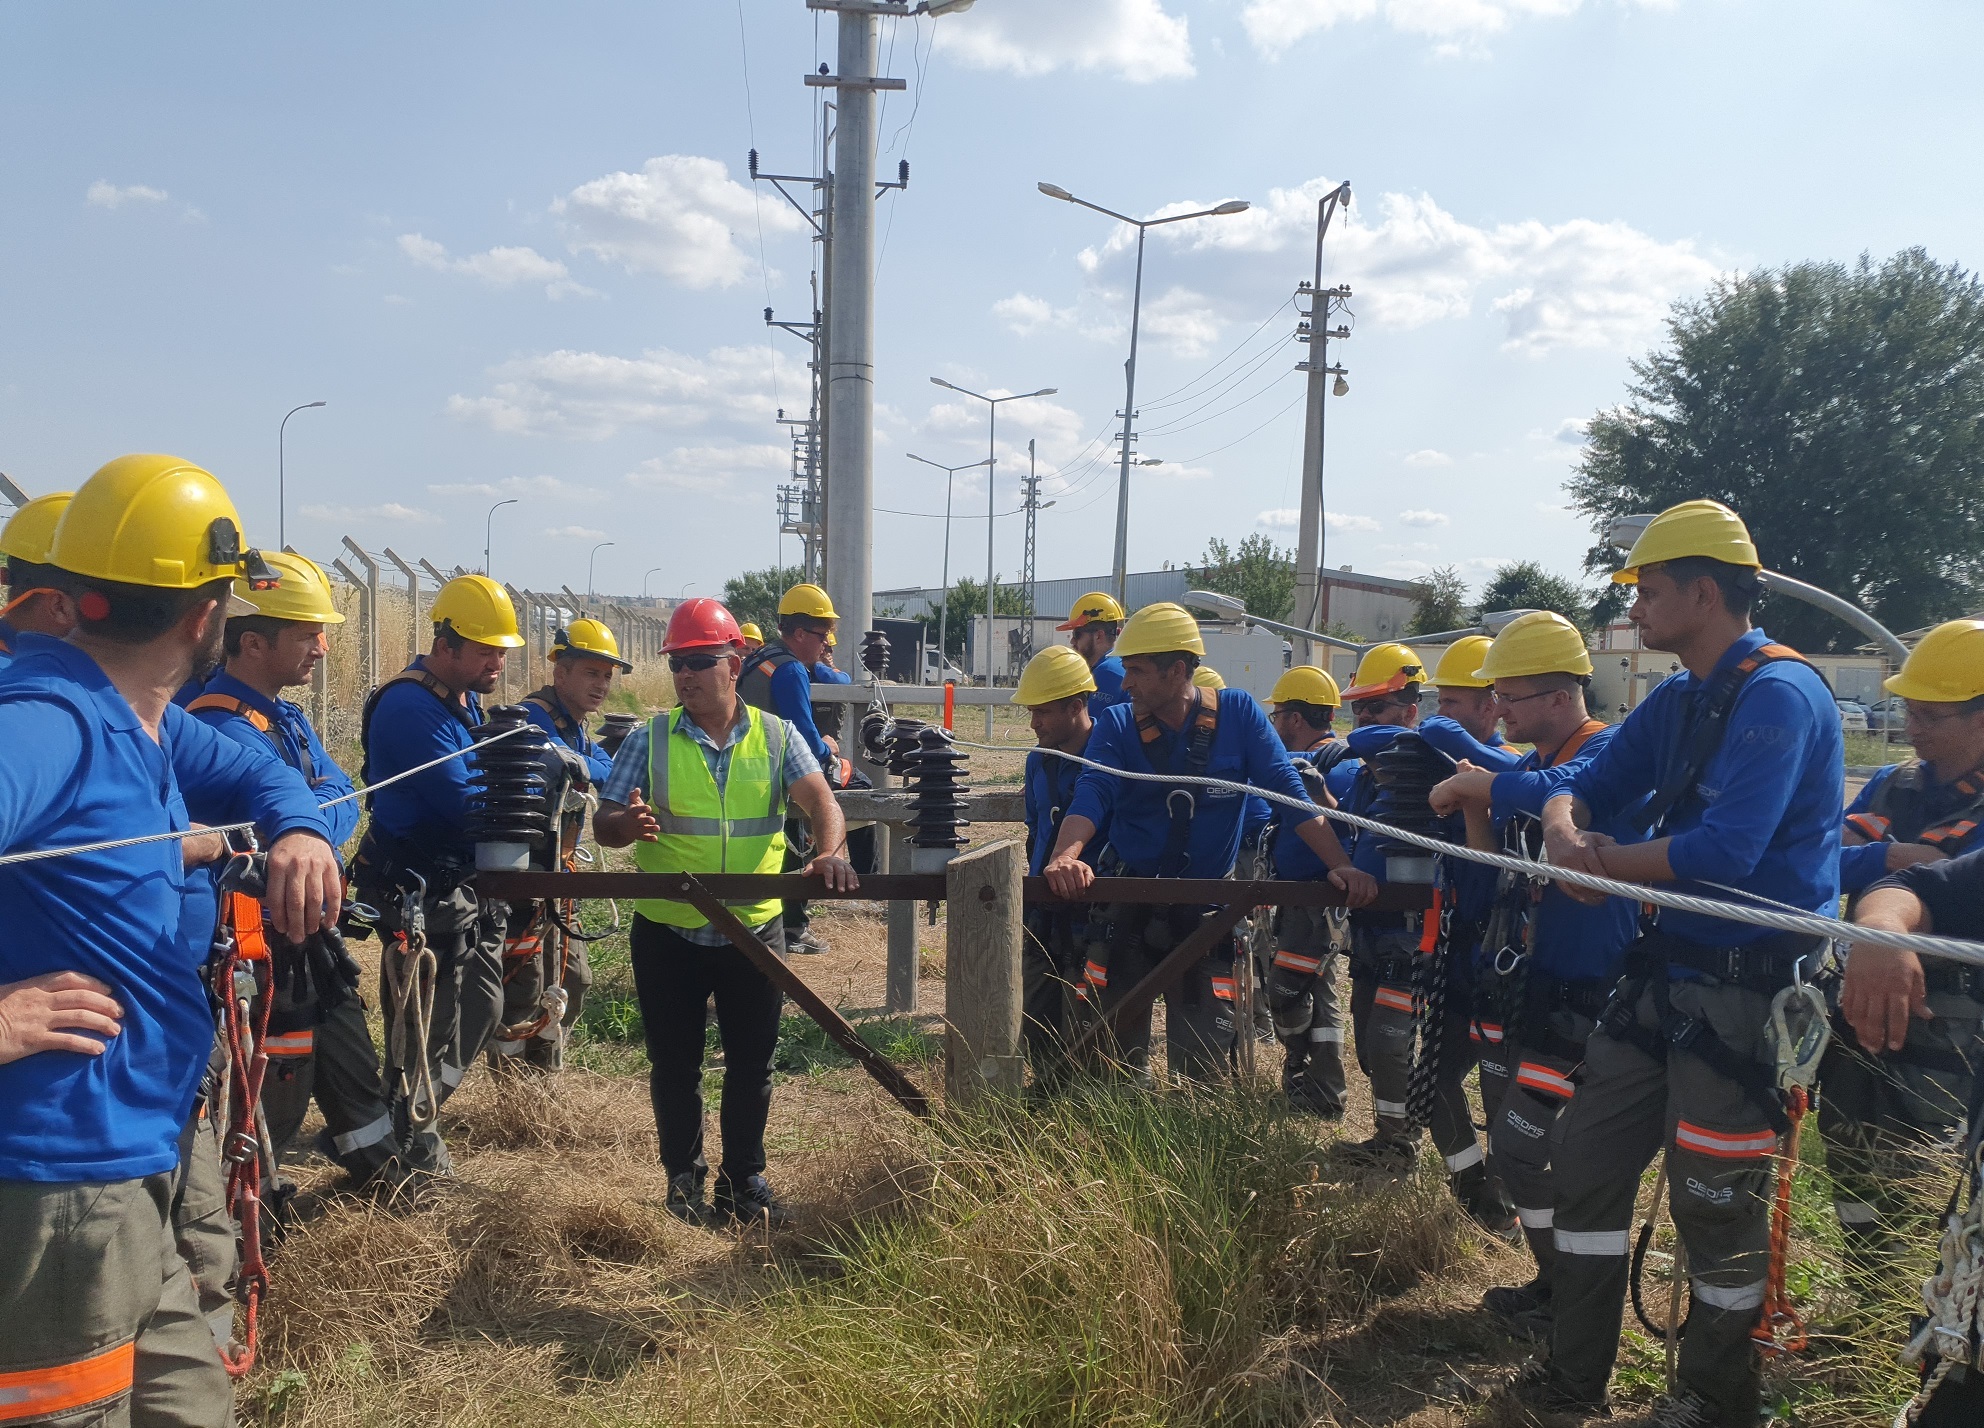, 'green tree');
915,576,1030,661
721,565,807,637
1570,249,1984,652
1408,566,1470,636
1475,560,1600,636
1188,534,1296,622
